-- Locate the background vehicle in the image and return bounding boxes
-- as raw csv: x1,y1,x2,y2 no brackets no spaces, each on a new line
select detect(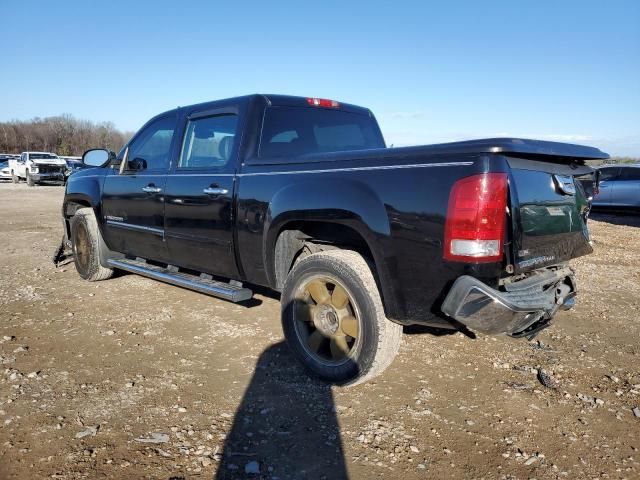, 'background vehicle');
0,161,11,180
592,165,640,210
62,94,606,385
63,157,93,182
9,151,67,186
